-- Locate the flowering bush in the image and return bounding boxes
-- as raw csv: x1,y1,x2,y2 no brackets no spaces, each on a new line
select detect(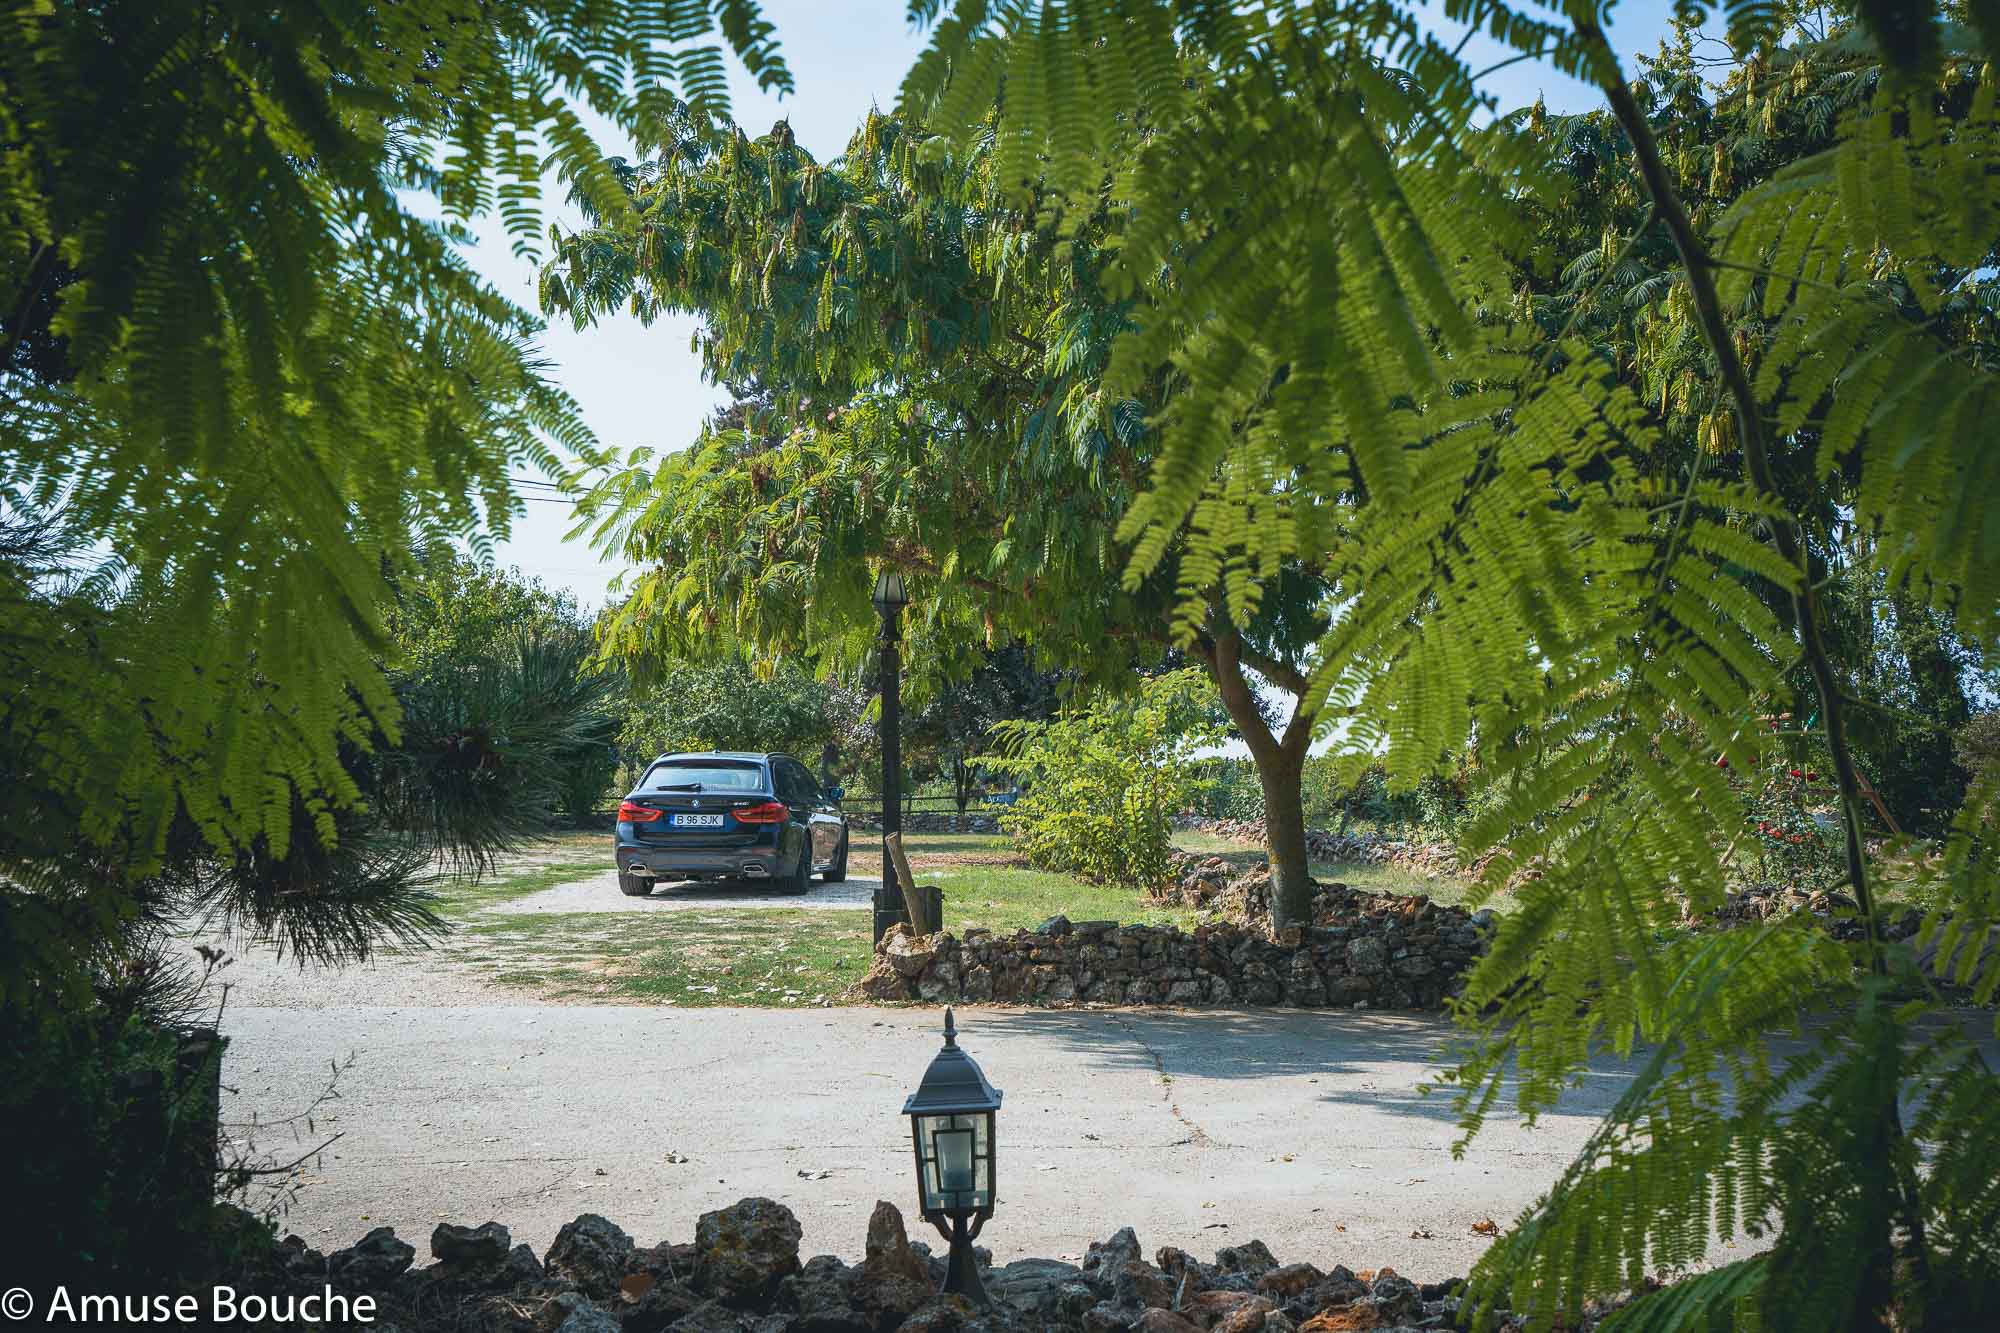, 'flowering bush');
1728,736,1846,893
